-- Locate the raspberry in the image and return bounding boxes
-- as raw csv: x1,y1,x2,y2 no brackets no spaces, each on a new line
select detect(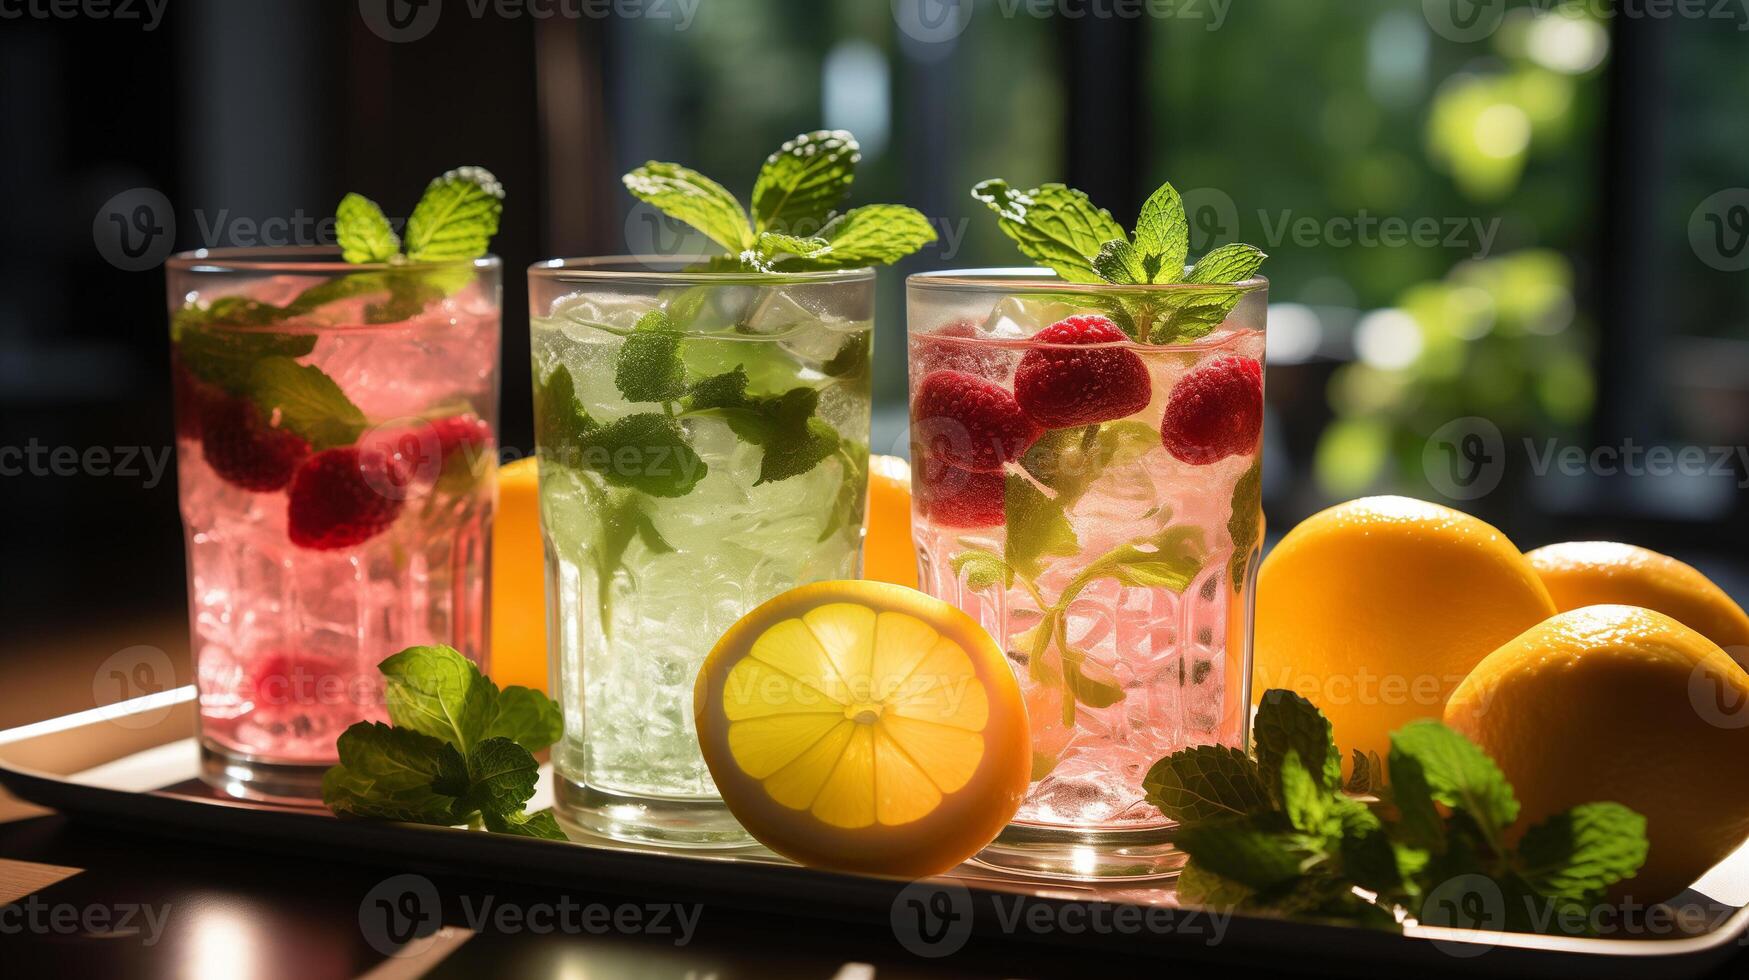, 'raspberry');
171,352,219,441
369,413,493,484
910,370,1040,473
911,319,1009,381
199,393,311,492
286,447,409,550
915,458,1005,528
1013,315,1152,429
1159,356,1263,465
